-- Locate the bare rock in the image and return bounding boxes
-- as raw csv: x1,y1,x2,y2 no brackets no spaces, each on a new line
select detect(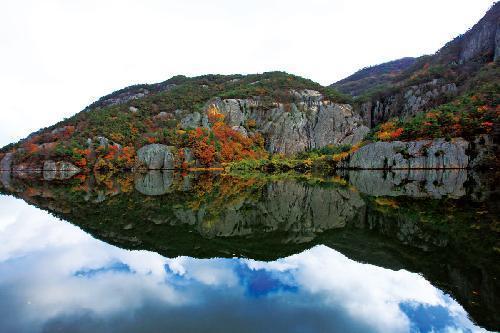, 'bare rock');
349,139,469,169
0,152,13,171
137,144,175,169
180,112,201,129
43,160,80,180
